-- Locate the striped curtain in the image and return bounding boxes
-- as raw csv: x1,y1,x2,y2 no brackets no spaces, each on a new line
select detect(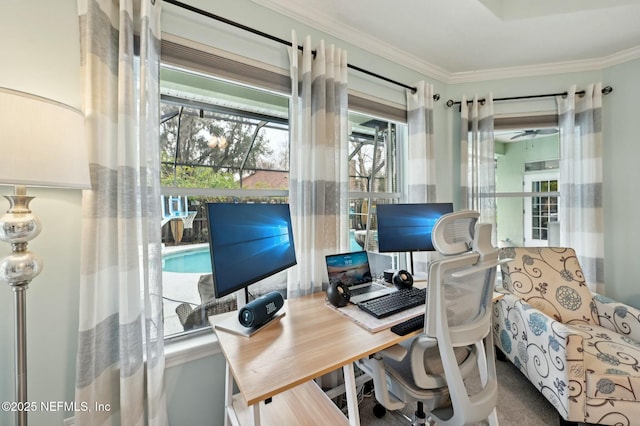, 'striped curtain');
288,31,349,296
460,95,496,233
406,81,437,273
407,81,437,202
75,1,167,425
557,83,604,293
